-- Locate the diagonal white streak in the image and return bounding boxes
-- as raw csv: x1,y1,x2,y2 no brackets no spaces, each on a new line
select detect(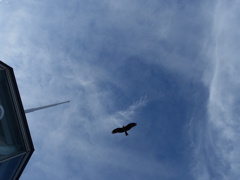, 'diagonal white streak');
24,101,70,113
110,96,147,126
